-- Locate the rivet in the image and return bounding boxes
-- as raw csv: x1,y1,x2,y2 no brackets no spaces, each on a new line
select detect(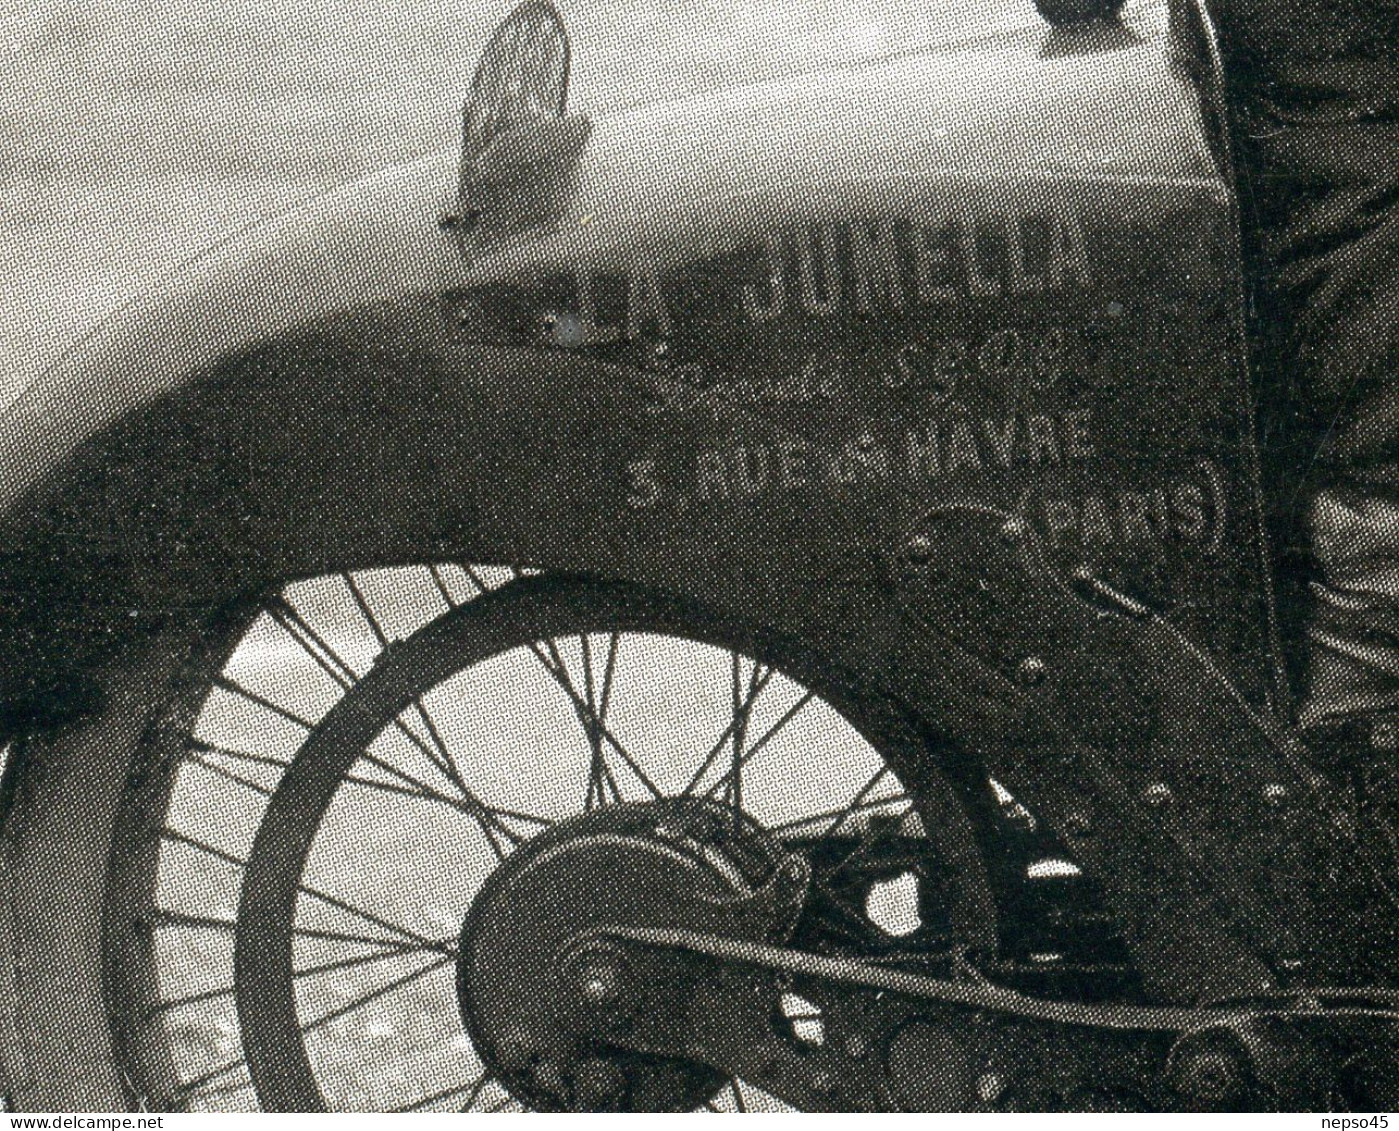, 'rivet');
1016,656,1047,687
976,1072,1006,1103
1143,782,1173,807
904,534,934,566
1000,517,1028,542
1262,782,1288,806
